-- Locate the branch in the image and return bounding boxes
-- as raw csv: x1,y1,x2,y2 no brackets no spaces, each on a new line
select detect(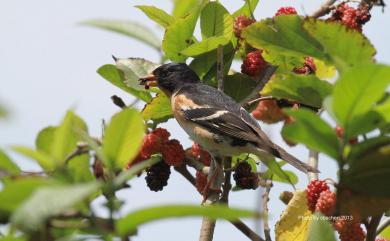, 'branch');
241,65,278,107
175,164,263,241
307,150,319,181
366,215,382,241
199,157,223,241
231,221,265,241
174,164,196,186
310,0,337,18
377,218,390,235
64,142,90,165
262,180,272,241
220,158,232,203
246,96,275,106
